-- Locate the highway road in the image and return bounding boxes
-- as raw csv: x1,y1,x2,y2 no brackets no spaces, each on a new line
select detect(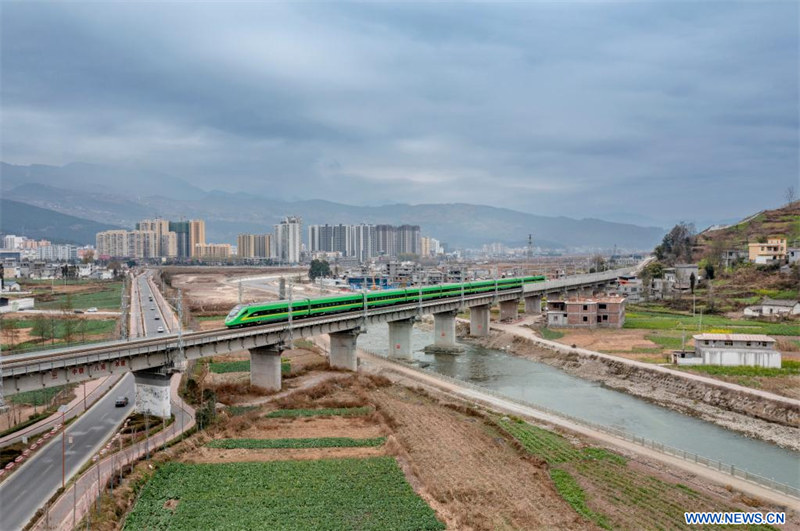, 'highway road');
0,271,177,530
